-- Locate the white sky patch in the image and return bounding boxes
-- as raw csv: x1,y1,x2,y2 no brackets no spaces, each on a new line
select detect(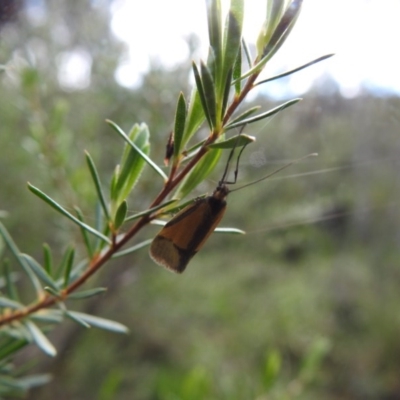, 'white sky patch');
110,0,400,97
57,49,92,90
